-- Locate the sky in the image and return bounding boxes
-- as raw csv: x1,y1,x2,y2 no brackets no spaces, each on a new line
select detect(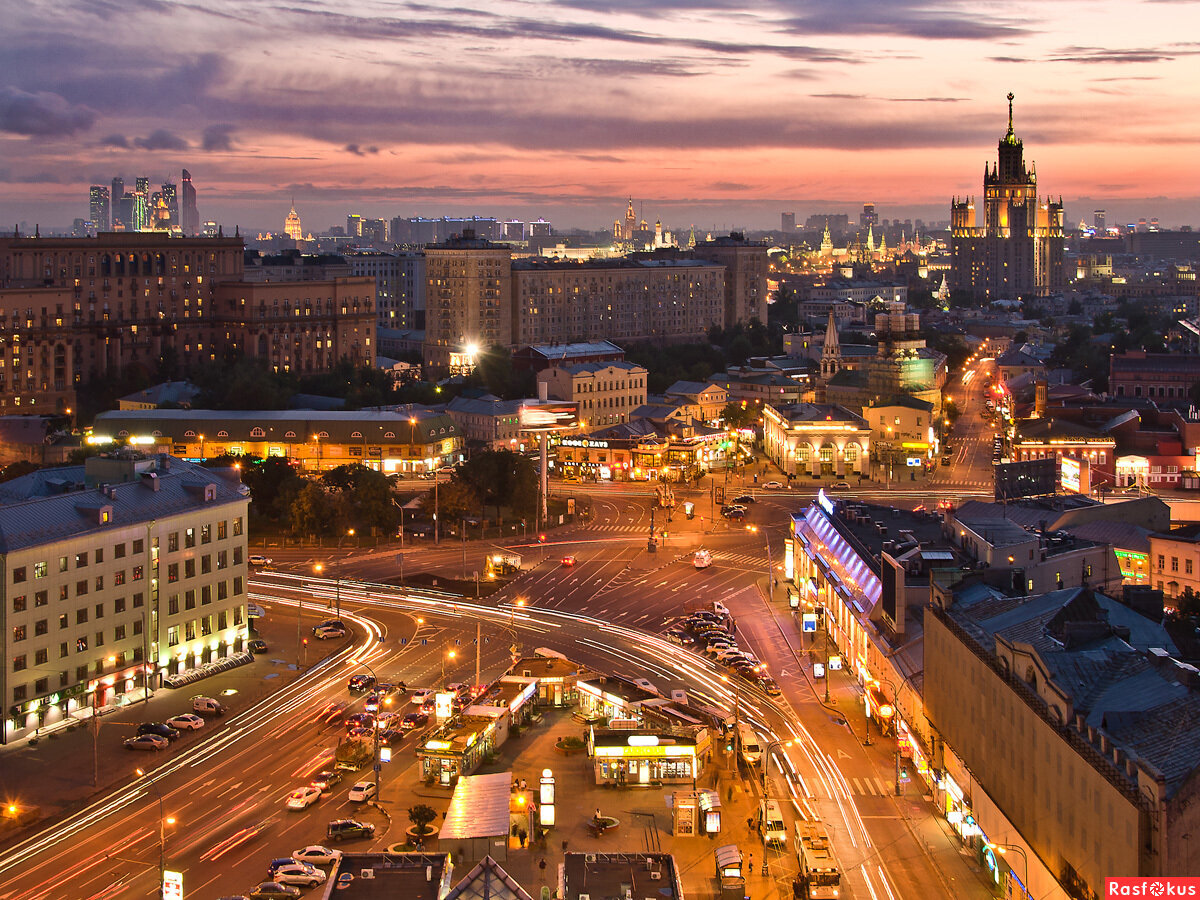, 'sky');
1,0,1199,234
